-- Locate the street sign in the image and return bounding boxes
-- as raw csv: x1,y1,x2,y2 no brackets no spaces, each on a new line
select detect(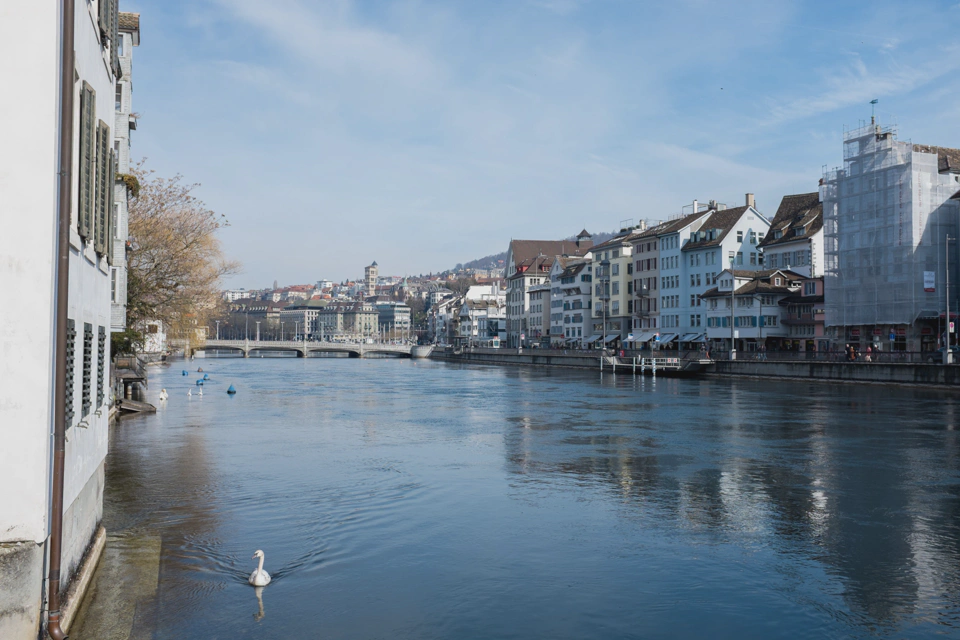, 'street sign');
627,333,635,341
654,334,660,342
889,333,895,341
520,333,525,340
